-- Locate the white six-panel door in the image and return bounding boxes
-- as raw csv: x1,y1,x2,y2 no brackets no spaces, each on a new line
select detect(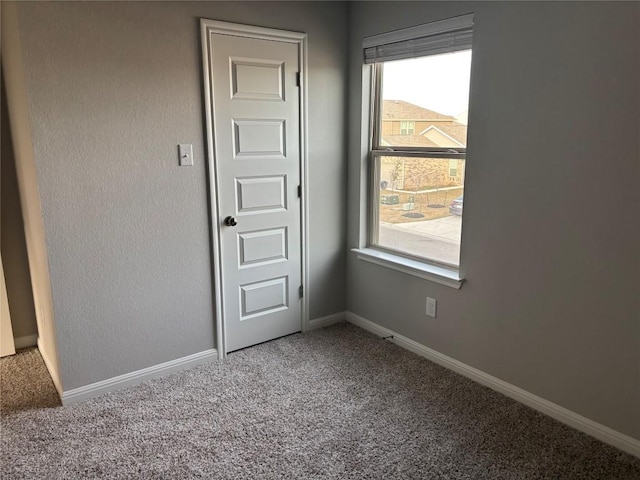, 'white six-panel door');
204,25,304,353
